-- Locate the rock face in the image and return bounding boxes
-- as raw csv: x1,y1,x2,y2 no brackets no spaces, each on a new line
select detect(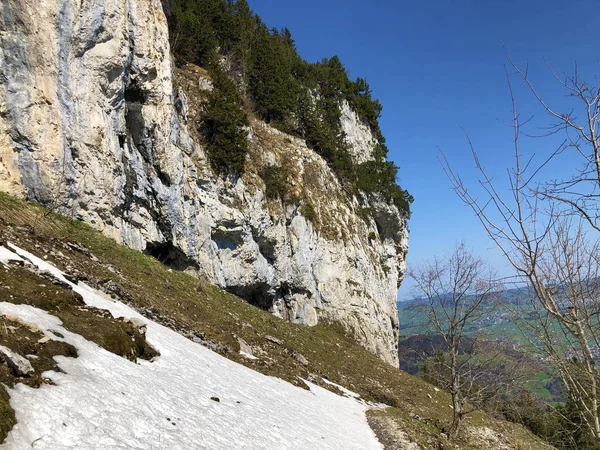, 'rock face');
0,0,408,365
340,100,378,164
